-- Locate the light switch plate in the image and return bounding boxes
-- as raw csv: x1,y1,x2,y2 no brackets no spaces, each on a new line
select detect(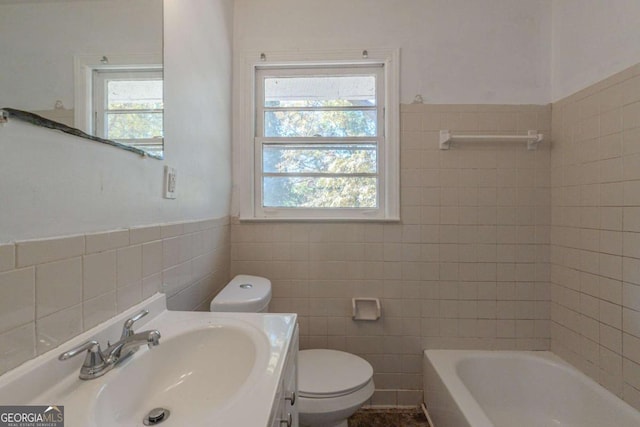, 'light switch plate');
164,166,177,199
